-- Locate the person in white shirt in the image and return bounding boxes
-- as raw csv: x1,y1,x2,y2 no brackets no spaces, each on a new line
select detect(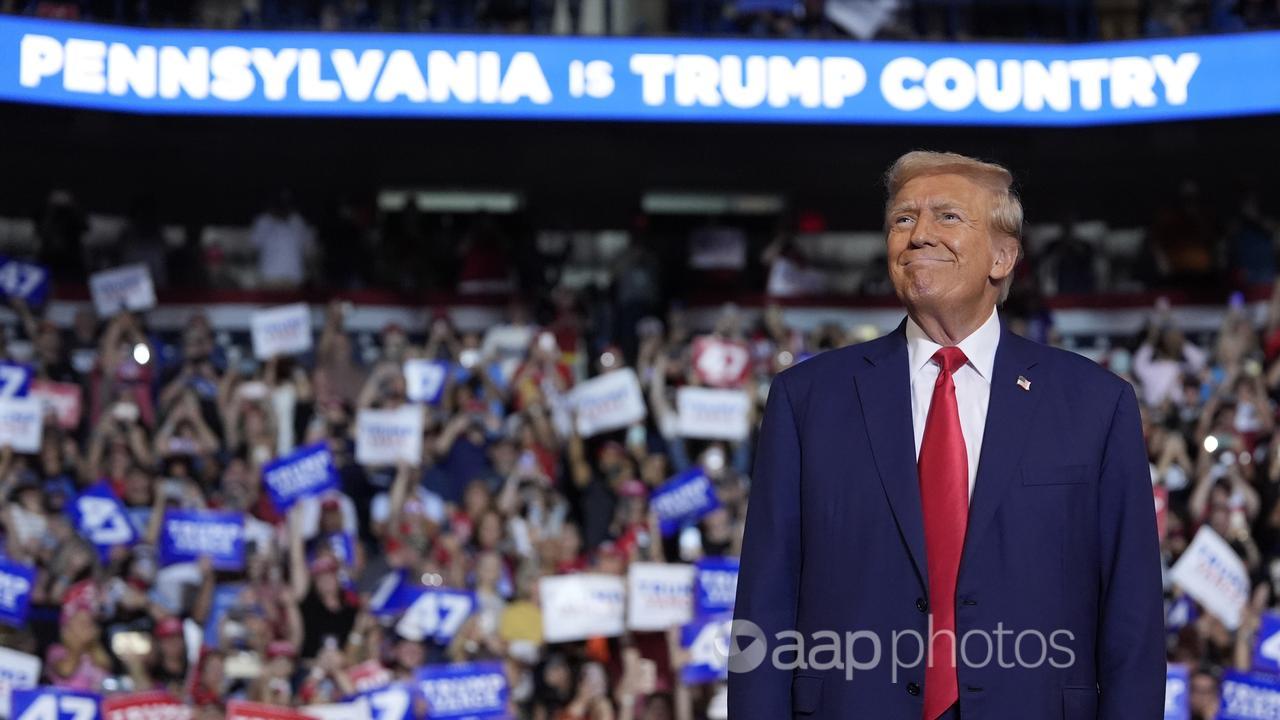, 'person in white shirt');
250,191,315,289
